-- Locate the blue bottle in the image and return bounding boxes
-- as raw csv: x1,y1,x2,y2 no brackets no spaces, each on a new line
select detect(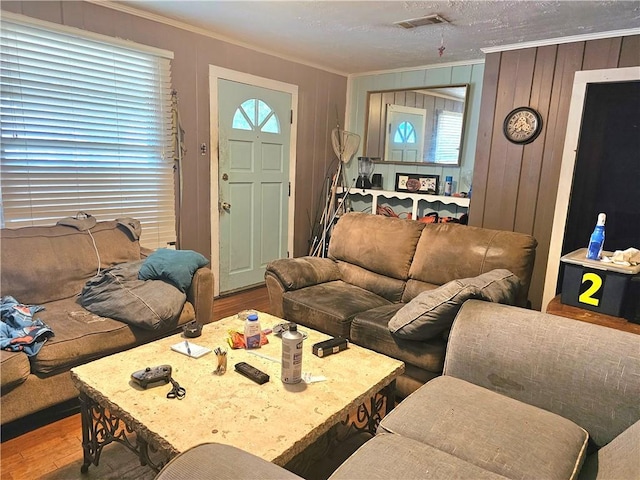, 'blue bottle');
586,213,606,260
444,176,453,196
